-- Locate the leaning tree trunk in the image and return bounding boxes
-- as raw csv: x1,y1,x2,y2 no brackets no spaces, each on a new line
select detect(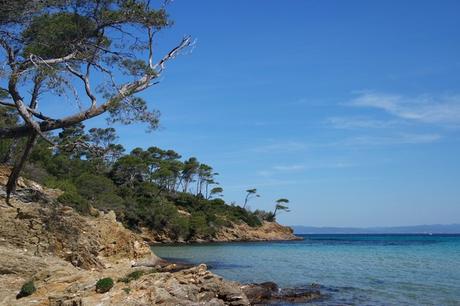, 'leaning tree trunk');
1,138,18,165
6,132,38,204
